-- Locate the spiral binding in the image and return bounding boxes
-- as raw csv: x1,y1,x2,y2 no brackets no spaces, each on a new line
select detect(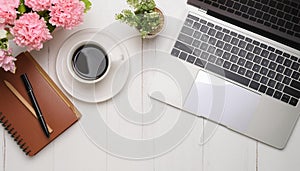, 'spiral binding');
0,112,31,155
